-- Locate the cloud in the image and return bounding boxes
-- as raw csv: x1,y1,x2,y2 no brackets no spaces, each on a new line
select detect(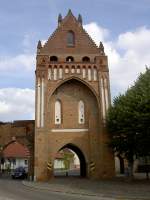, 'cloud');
84,23,150,97
0,88,35,121
117,26,150,53
1,23,150,121
0,54,35,72
84,22,109,44
0,33,36,78
22,34,32,52
41,40,47,46
111,26,150,94
22,32,38,54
